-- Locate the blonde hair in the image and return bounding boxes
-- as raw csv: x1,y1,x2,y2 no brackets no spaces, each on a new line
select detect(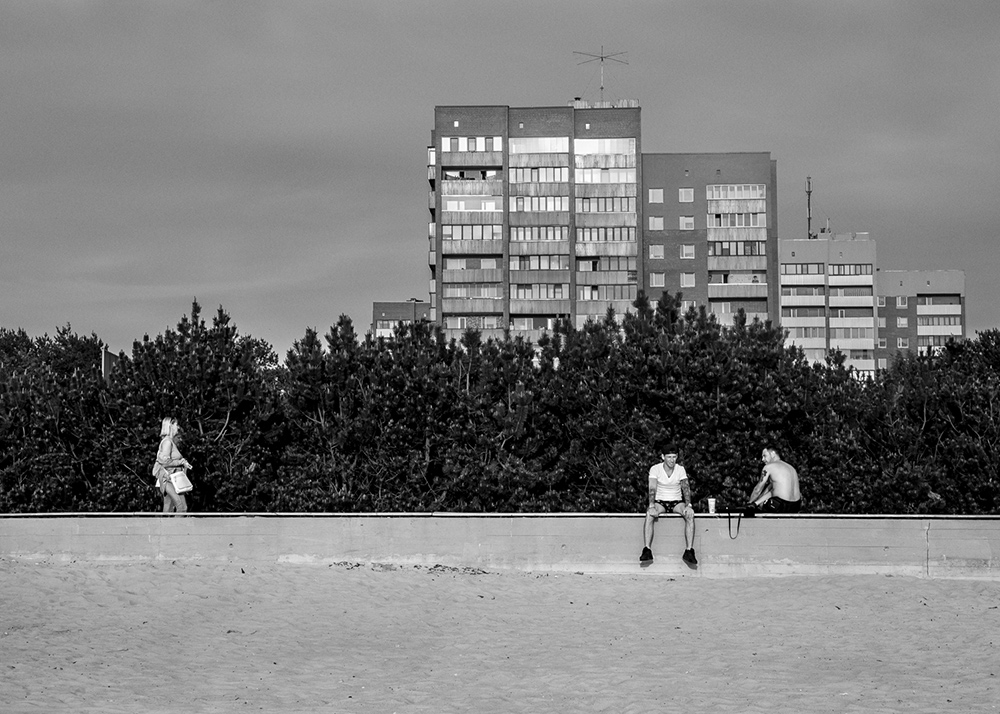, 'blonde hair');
160,417,179,439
